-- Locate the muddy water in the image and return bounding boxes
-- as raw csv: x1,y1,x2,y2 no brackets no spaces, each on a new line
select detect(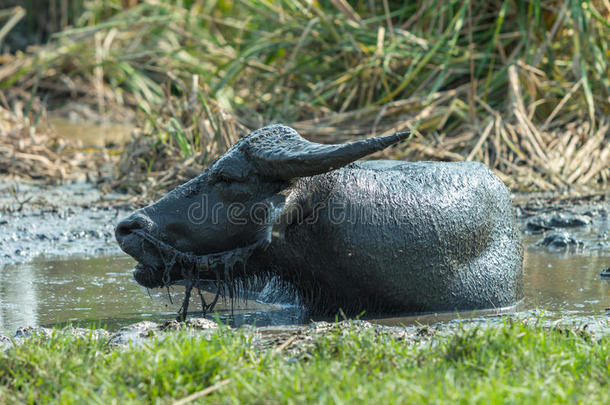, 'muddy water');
522,237,608,313
48,116,133,147
0,183,608,333
0,255,304,333
0,236,607,334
